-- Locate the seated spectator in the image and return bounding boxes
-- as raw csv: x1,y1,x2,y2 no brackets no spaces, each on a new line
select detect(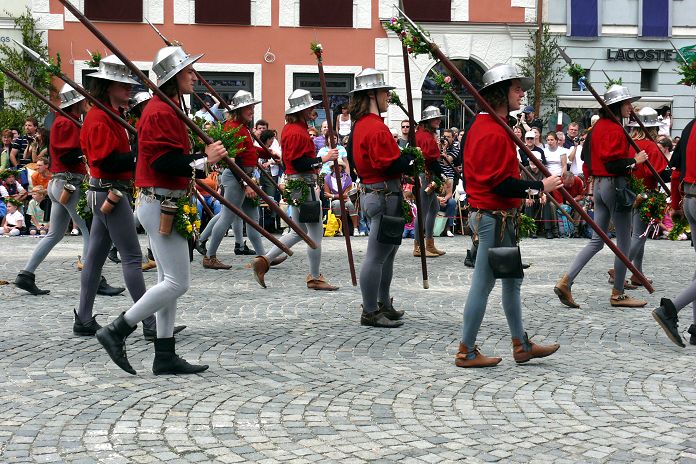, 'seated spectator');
0,170,27,204
195,170,222,221
403,190,417,239
30,158,52,190
2,200,25,236
27,127,49,163
438,178,456,237
323,159,358,235
318,135,347,175
26,186,49,235
521,162,556,239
